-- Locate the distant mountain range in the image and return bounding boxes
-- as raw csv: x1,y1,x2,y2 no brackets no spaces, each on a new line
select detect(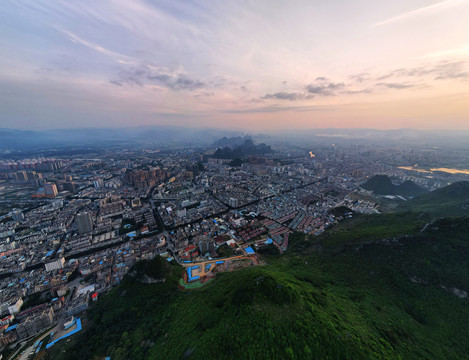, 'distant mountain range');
266,128,469,147
362,175,428,197
0,126,246,151
212,136,254,148
3,127,469,151
213,138,273,159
